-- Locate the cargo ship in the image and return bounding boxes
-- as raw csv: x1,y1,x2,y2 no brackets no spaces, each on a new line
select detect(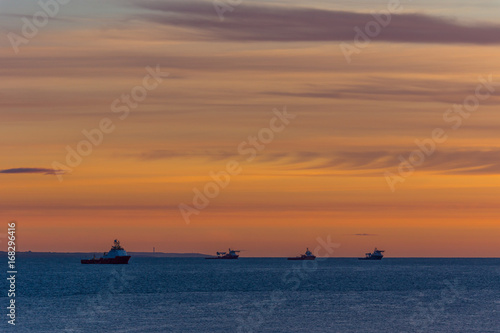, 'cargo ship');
81,240,131,264
358,248,384,260
205,248,240,259
287,248,316,260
